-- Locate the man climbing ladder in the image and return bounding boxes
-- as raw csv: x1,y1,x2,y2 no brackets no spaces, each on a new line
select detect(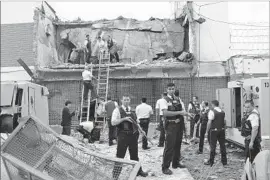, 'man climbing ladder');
82,65,98,101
